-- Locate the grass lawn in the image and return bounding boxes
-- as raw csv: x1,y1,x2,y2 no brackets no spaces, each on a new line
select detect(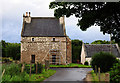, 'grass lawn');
91,70,108,81
50,63,91,68
29,69,56,81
